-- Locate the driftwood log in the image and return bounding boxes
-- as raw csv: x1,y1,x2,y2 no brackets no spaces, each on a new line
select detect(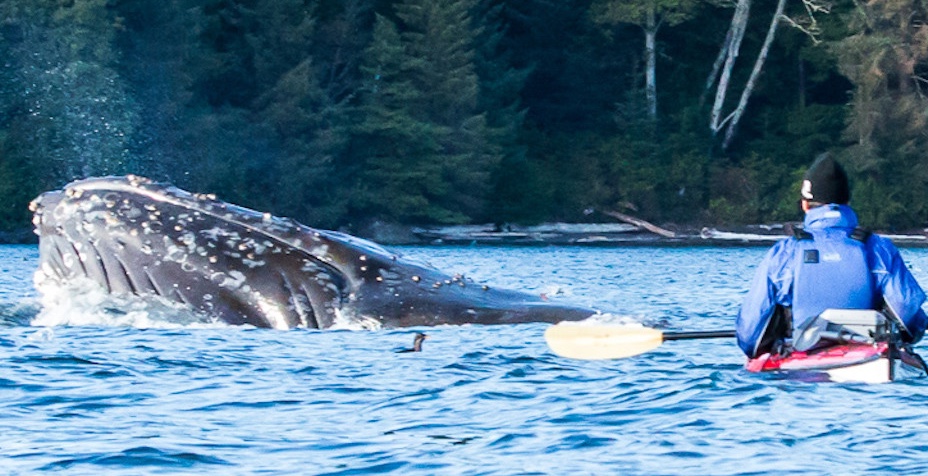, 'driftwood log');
601,210,676,238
